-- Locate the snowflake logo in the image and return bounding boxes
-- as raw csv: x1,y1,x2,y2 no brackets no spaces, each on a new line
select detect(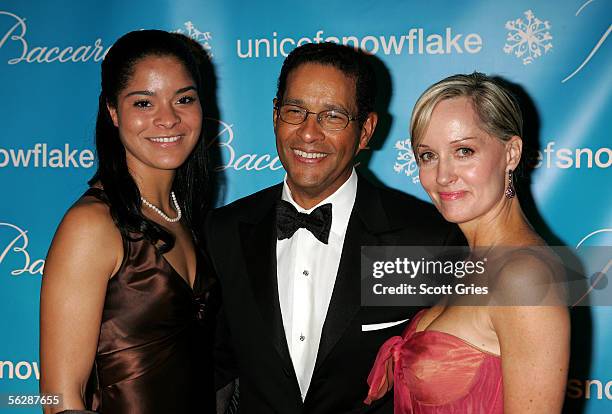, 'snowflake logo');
175,21,213,57
393,139,420,184
503,9,552,65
